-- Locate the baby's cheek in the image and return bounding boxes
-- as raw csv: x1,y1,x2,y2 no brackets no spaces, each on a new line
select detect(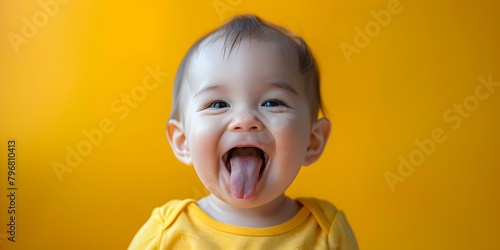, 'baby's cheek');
187,123,217,158
275,115,310,152
189,130,220,185
272,113,307,134
256,115,290,146
268,114,291,133
255,132,272,147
